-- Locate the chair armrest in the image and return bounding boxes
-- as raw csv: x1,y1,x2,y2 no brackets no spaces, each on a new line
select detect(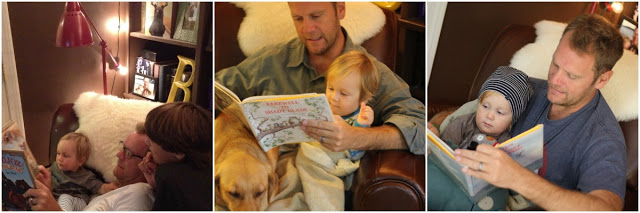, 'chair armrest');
49,103,79,165
351,150,425,210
